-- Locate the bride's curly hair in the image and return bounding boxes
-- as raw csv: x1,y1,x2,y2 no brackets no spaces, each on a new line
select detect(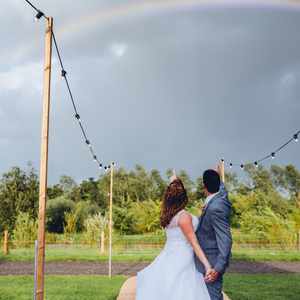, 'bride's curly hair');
160,178,188,228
